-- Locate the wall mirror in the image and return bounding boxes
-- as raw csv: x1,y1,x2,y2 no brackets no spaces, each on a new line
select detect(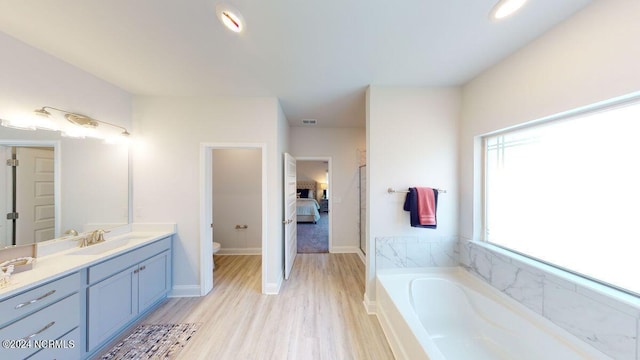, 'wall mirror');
0,127,129,247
